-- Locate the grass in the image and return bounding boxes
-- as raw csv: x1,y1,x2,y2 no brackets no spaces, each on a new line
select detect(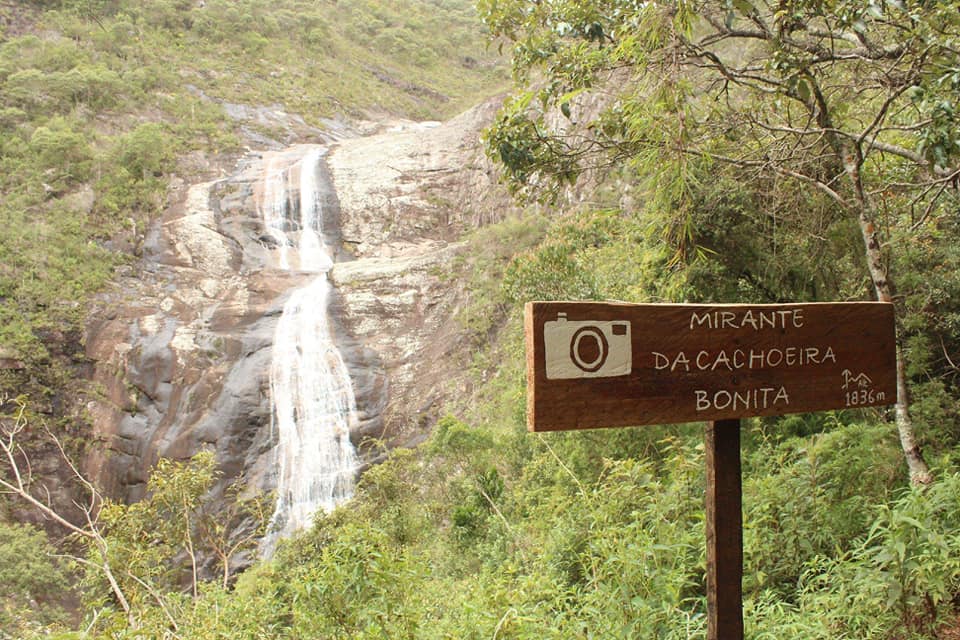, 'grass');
0,0,507,397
